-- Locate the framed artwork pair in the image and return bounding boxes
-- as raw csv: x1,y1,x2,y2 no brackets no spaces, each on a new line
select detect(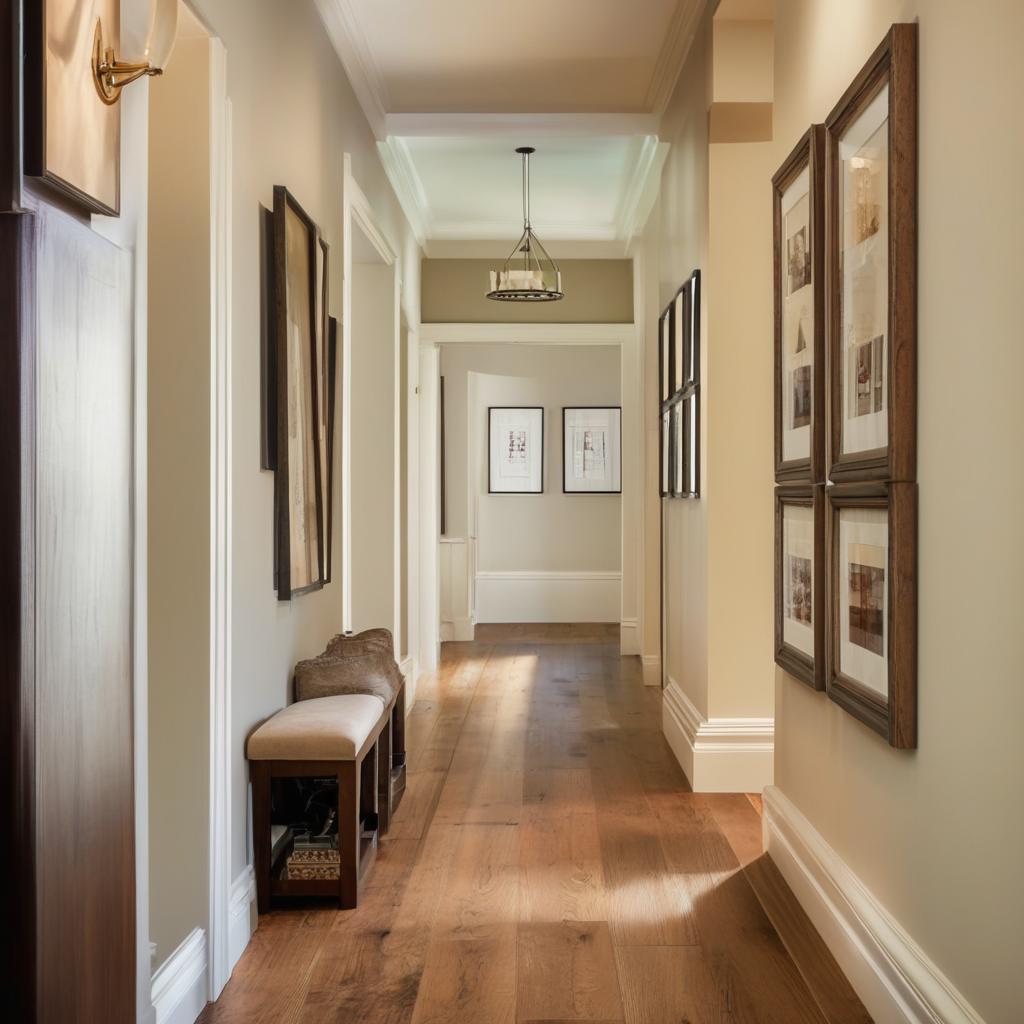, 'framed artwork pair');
267,186,337,600
772,24,918,749
659,269,701,499
487,406,622,495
